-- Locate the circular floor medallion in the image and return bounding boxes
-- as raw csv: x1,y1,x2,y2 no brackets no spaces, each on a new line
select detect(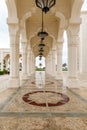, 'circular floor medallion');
22,91,69,107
